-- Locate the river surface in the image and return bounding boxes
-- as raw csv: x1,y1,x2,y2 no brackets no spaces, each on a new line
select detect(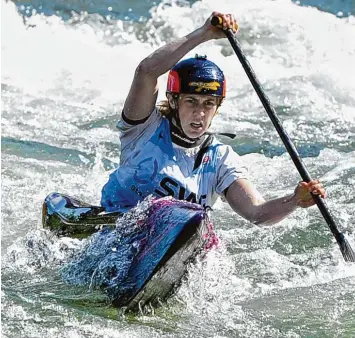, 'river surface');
2,0,355,337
